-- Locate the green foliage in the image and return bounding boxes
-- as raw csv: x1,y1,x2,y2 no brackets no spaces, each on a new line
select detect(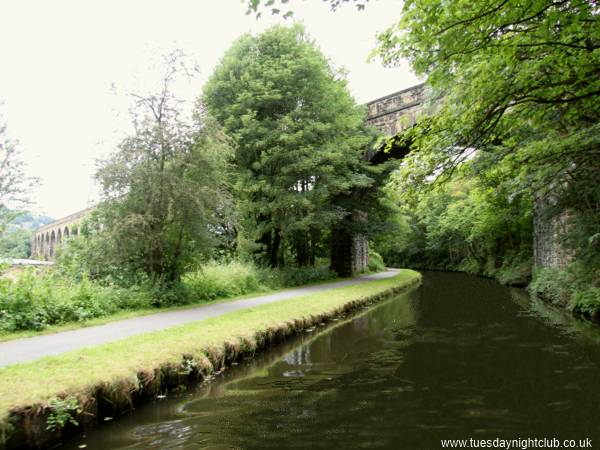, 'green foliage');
204,25,375,268
46,396,81,431
0,269,152,332
367,248,385,273
87,53,233,284
269,264,336,287
376,0,600,280
383,172,533,285
375,0,600,188
0,260,338,333
0,227,31,258
571,288,600,318
184,260,335,301
184,261,263,301
529,262,600,318
0,211,54,259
